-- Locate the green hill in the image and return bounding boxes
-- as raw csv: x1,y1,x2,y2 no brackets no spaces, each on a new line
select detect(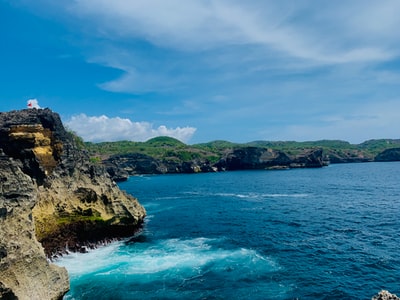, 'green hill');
84,137,400,165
